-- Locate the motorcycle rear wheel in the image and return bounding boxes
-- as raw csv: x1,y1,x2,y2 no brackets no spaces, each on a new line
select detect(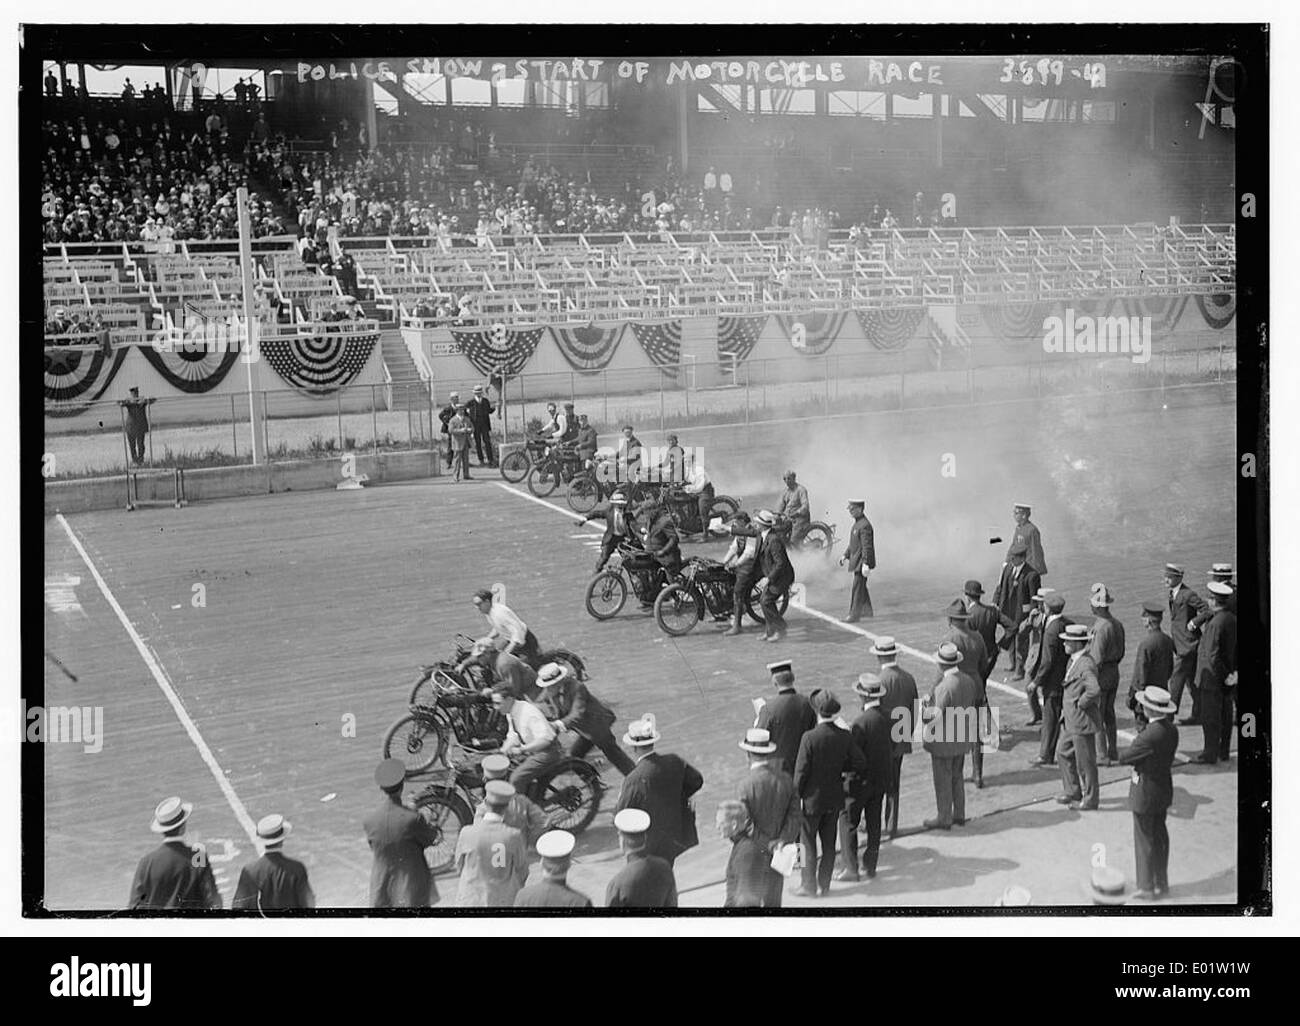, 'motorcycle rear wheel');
745,583,791,624
413,789,473,876
796,521,835,552
531,758,603,834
